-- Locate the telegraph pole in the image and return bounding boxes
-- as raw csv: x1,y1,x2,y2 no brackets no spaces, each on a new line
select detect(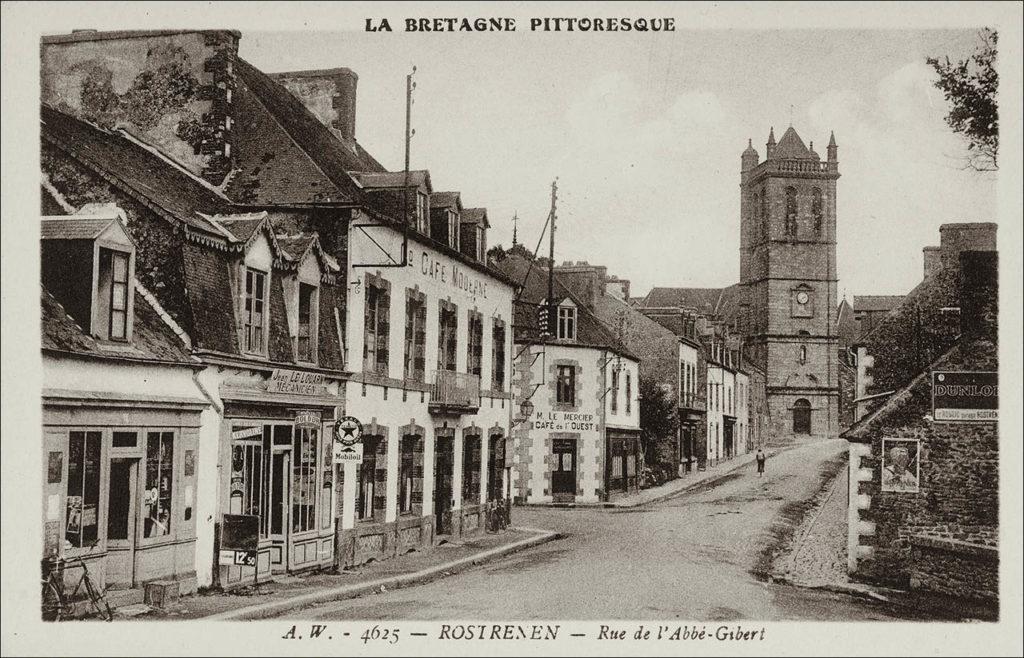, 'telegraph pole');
401,66,417,265
546,180,558,331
